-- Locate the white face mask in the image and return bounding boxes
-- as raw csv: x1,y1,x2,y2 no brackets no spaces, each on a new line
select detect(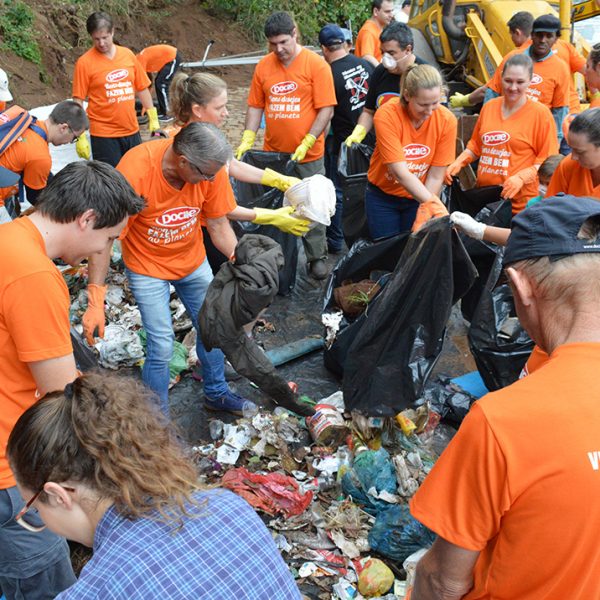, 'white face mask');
538,184,548,196
381,52,398,70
